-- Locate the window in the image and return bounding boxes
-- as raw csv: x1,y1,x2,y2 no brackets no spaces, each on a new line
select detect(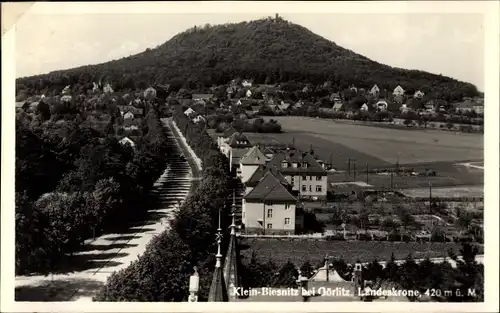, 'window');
285,218,291,225
302,185,307,192
267,223,272,229
302,176,307,181
285,204,291,210
267,209,273,218
265,201,273,206
309,185,312,192
291,176,295,185
302,162,308,168
316,185,323,192
292,162,298,168
281,161,288,168
309,176,313,180
316,176,322,181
